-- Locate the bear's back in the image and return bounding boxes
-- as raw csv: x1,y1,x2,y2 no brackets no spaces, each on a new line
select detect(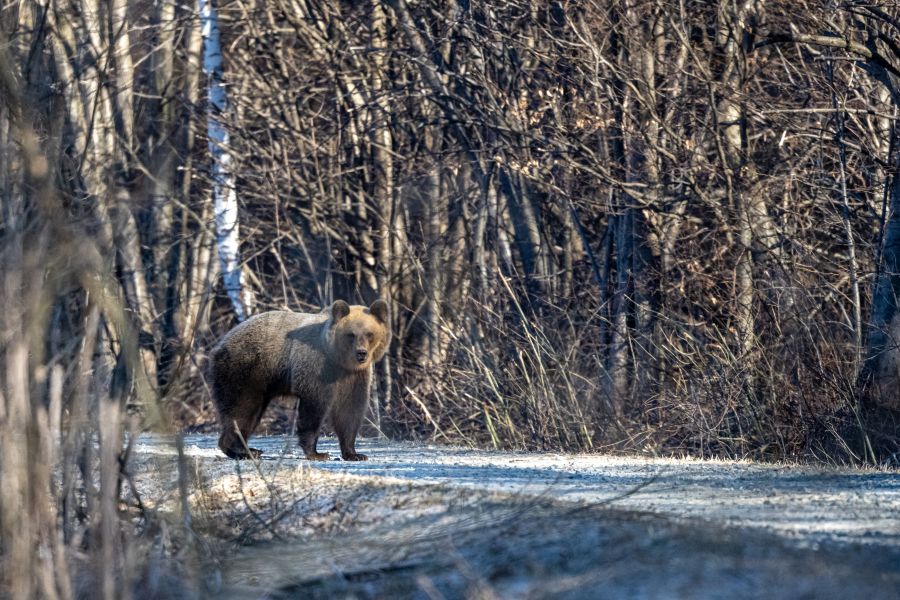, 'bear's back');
215,308,324,347
210,310,329,394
